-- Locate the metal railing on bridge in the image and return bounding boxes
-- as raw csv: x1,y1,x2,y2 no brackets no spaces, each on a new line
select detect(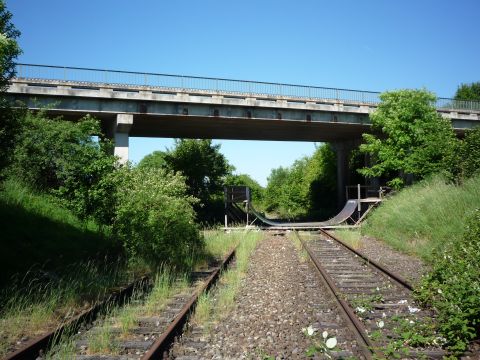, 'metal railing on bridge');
14,63,480,111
